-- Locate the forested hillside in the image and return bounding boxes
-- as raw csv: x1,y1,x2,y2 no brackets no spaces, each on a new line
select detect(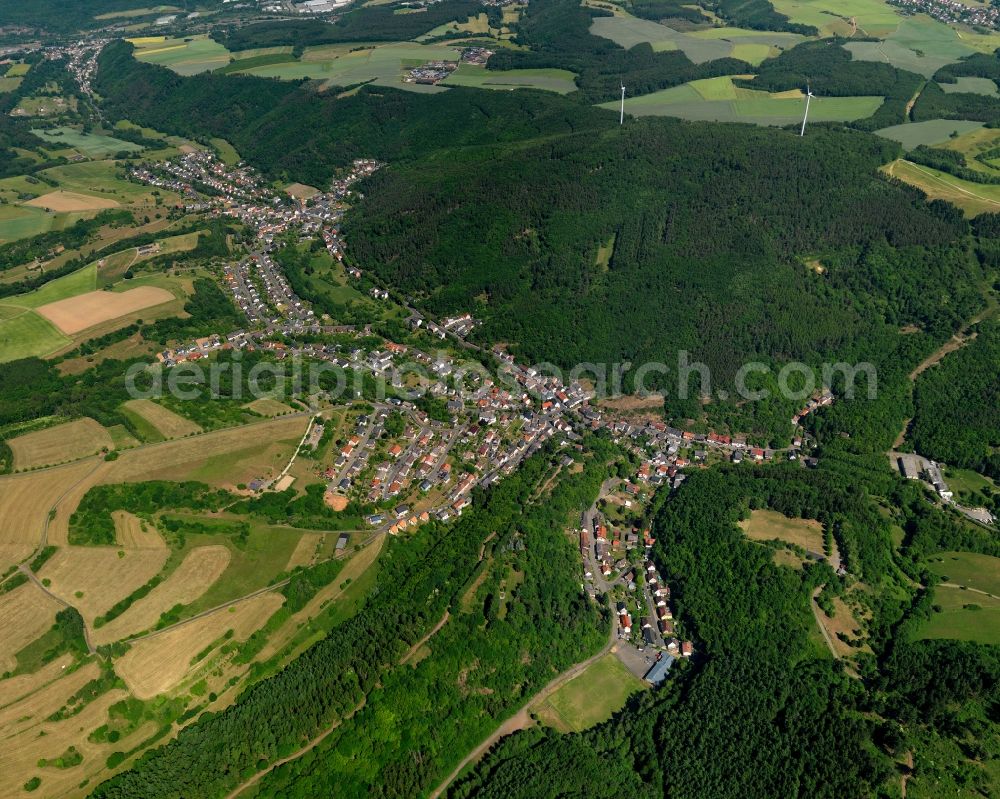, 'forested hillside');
451,462,1000,798
911,320,1000,479
94,41,990,442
